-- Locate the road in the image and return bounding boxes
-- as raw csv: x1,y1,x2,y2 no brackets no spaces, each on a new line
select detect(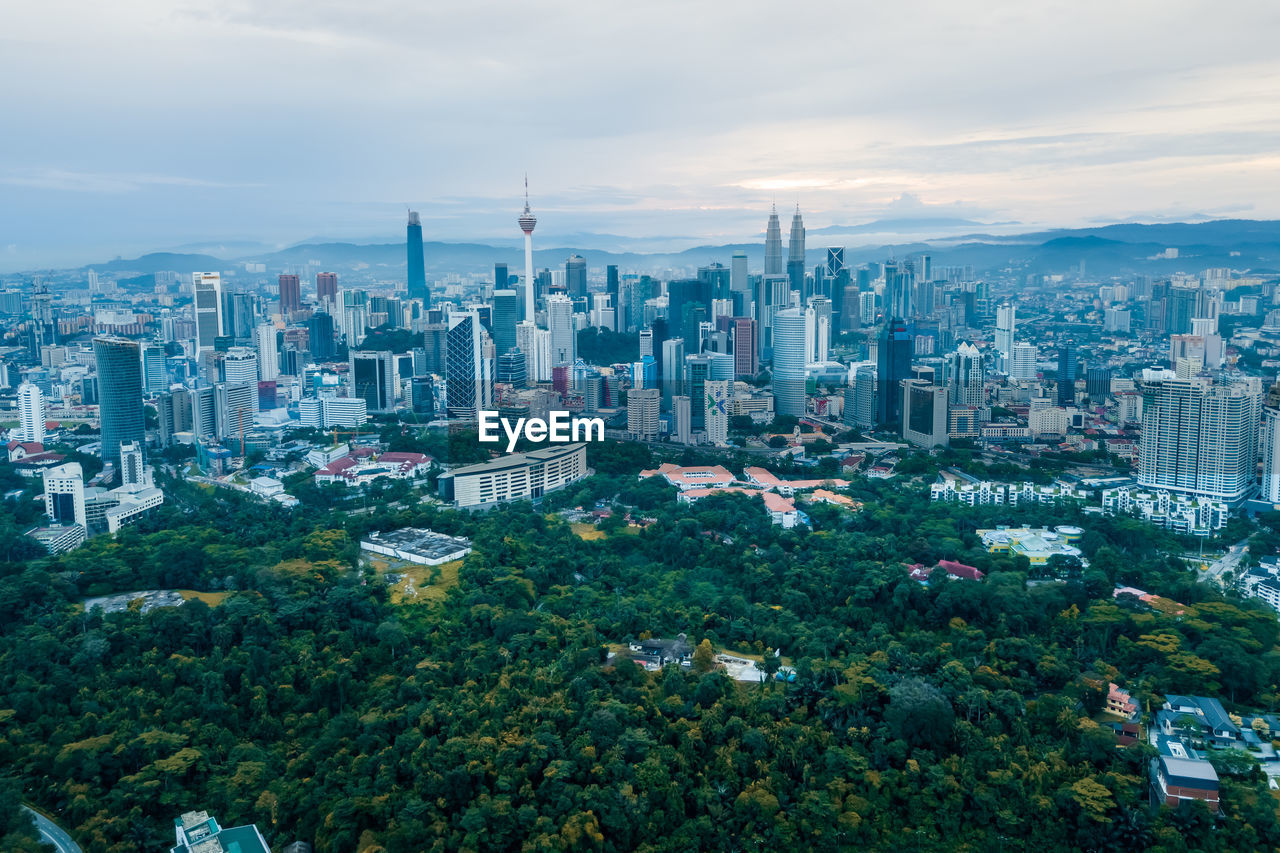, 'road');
21,806,82,853
1199,539,1250,588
